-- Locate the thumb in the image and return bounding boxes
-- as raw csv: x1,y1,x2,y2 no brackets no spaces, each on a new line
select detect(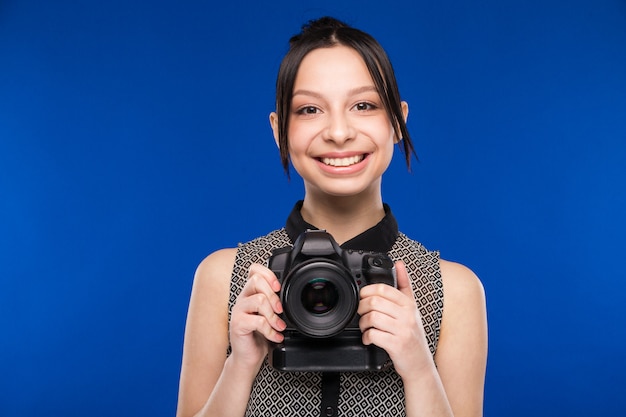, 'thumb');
395,260,414,299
